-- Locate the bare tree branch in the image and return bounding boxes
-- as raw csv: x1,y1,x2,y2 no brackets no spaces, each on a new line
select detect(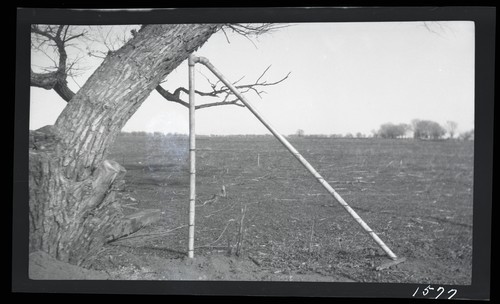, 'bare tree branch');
64,32,86,43
31,69,58,90
218,23,291,49
31,23,289,106
156,65,291,110
155,85,189,108
220,27,231,44
223,23,289,37
31,24,56,40
179,69,290,98
196,100,246,110
255,65,272,83
53,80,76,101
86,49,107,59
30,25,80,102
31,25,125,102
155,85,245,110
